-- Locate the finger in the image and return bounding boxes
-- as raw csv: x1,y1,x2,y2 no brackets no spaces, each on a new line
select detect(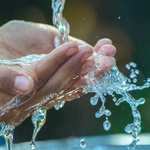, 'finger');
31,45,92,110
94,38,112,52
0,68,34,95
40,45,93,109
97,44,116,56
94,55,116,77
34,42,78,89
80,57,95,75
68,35,93,48
18,45,93,113
40,45,93,96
